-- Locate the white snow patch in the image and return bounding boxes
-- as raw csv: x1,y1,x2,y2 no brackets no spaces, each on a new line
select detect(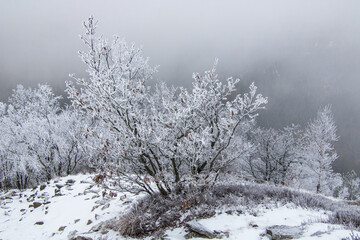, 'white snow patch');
1,174,359,240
